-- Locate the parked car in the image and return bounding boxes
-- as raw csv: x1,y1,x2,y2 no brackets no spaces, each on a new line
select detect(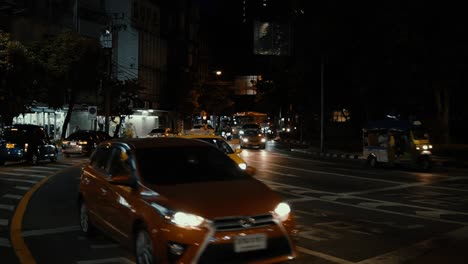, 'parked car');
178,131,248,170
240,129,267,149
0,124,58,165
146,127,173,137
61,130,113,157
78,137,298,264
